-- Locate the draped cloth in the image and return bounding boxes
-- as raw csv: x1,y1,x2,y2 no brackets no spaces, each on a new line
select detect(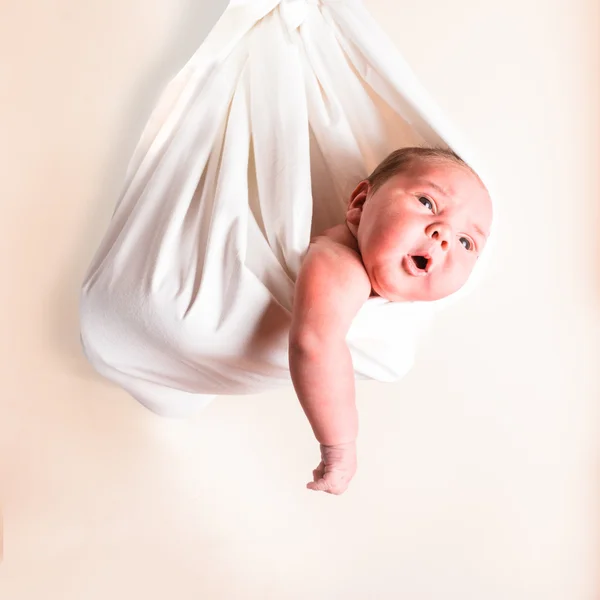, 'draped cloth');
79,0,495,417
